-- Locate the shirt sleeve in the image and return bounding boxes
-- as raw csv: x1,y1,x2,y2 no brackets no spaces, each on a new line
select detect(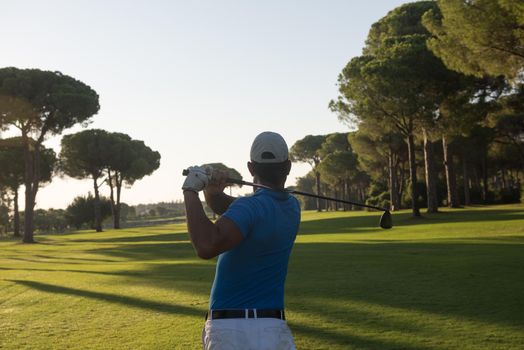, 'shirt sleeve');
221,197,258,238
